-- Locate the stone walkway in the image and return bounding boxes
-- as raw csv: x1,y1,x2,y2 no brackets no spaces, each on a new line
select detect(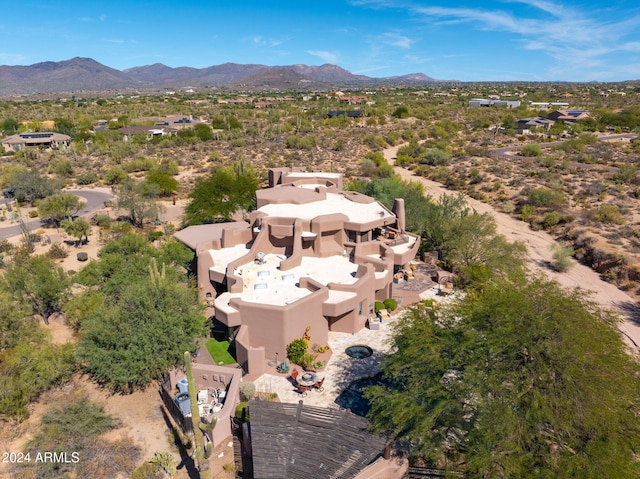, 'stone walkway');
254,288,445,408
